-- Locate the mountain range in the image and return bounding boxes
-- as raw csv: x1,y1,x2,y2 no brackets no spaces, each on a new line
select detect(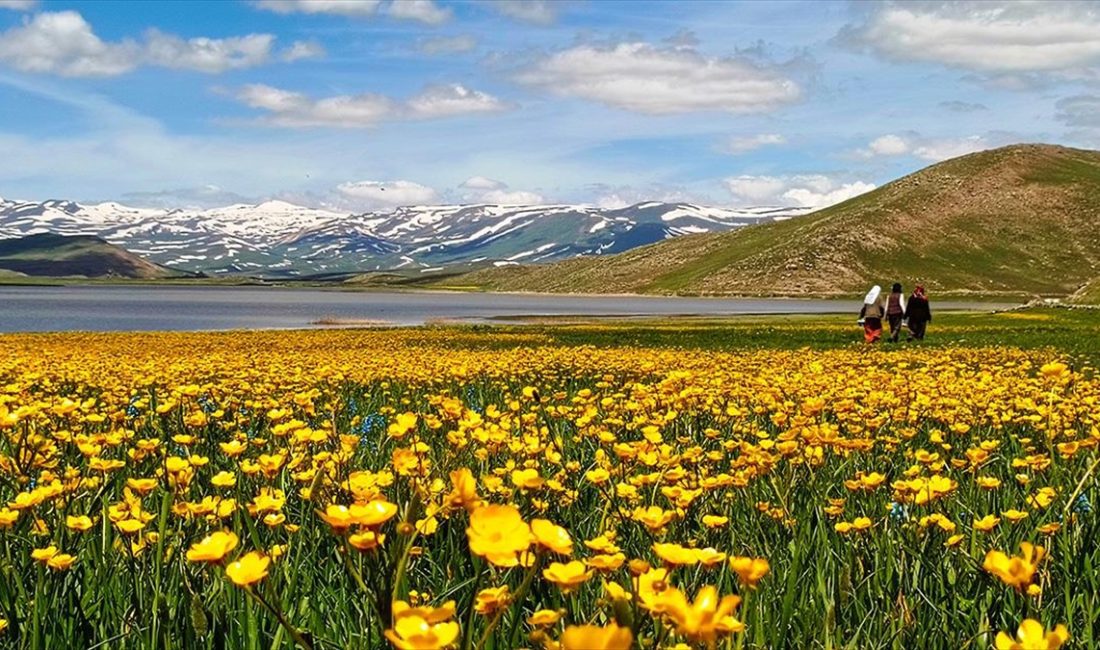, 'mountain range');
0,198,810,277
464,144,1100,299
